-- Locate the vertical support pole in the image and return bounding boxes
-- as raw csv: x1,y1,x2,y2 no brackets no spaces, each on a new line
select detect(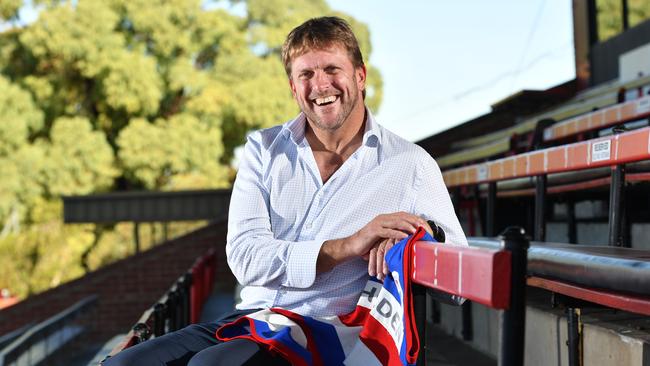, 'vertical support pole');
534,175,547,241
608,164,626,246
621,0,629,30
150,223,157,247
133,222,141,253
566,199,578,244
567,200,577,243
461,302,473,341
430,292,441,324
567,307,583,366
166,288,179,332
587,0,599,45
487,182,497,236
183,273,192,325
177,276,188,328
414,284,427,366
153,303,166,337
498,227,529,366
